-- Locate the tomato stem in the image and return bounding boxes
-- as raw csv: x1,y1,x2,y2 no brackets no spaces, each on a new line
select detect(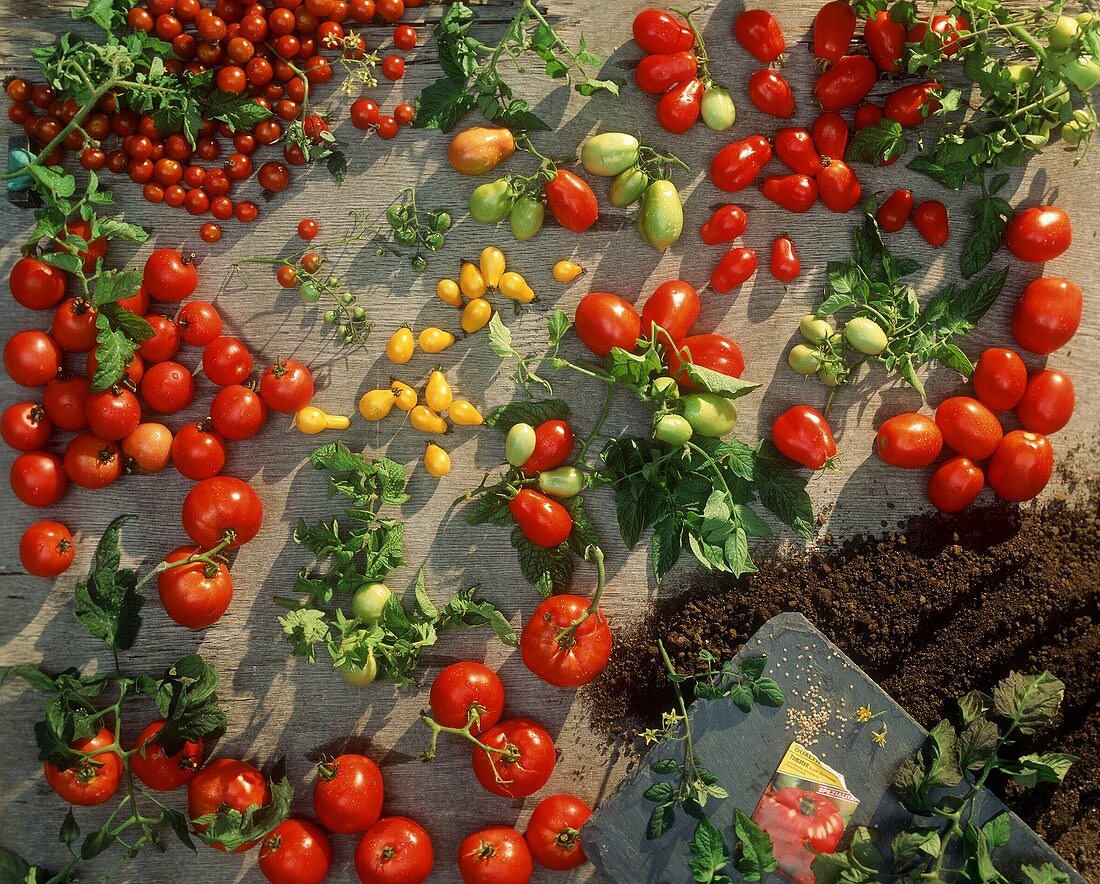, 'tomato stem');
417,713,514,765
134,532,234,590
552,545,606,646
